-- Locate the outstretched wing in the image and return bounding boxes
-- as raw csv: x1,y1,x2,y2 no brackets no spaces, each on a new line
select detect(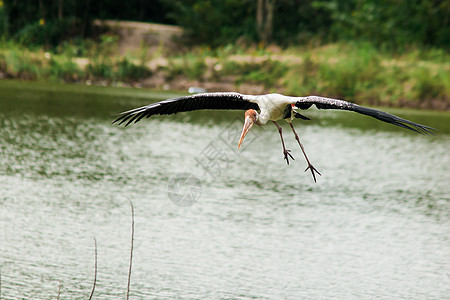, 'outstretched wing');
114,92,259,126
295,96,435,134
